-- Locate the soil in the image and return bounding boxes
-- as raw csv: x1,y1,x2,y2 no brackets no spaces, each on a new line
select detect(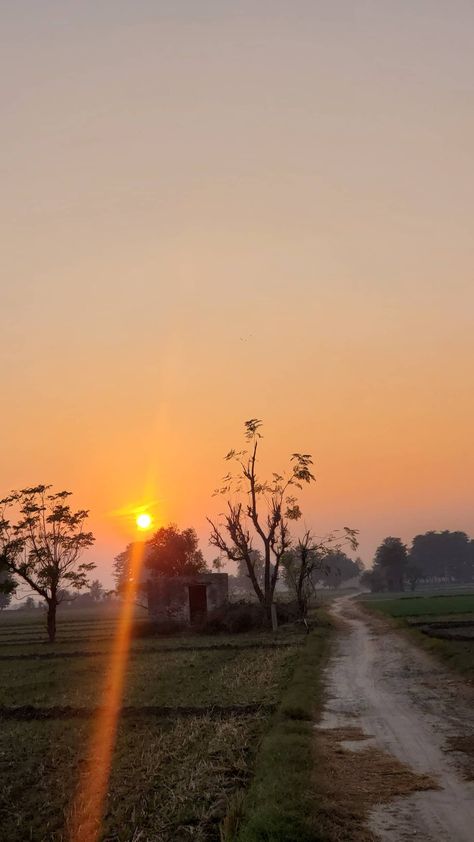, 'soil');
319,596,474,841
